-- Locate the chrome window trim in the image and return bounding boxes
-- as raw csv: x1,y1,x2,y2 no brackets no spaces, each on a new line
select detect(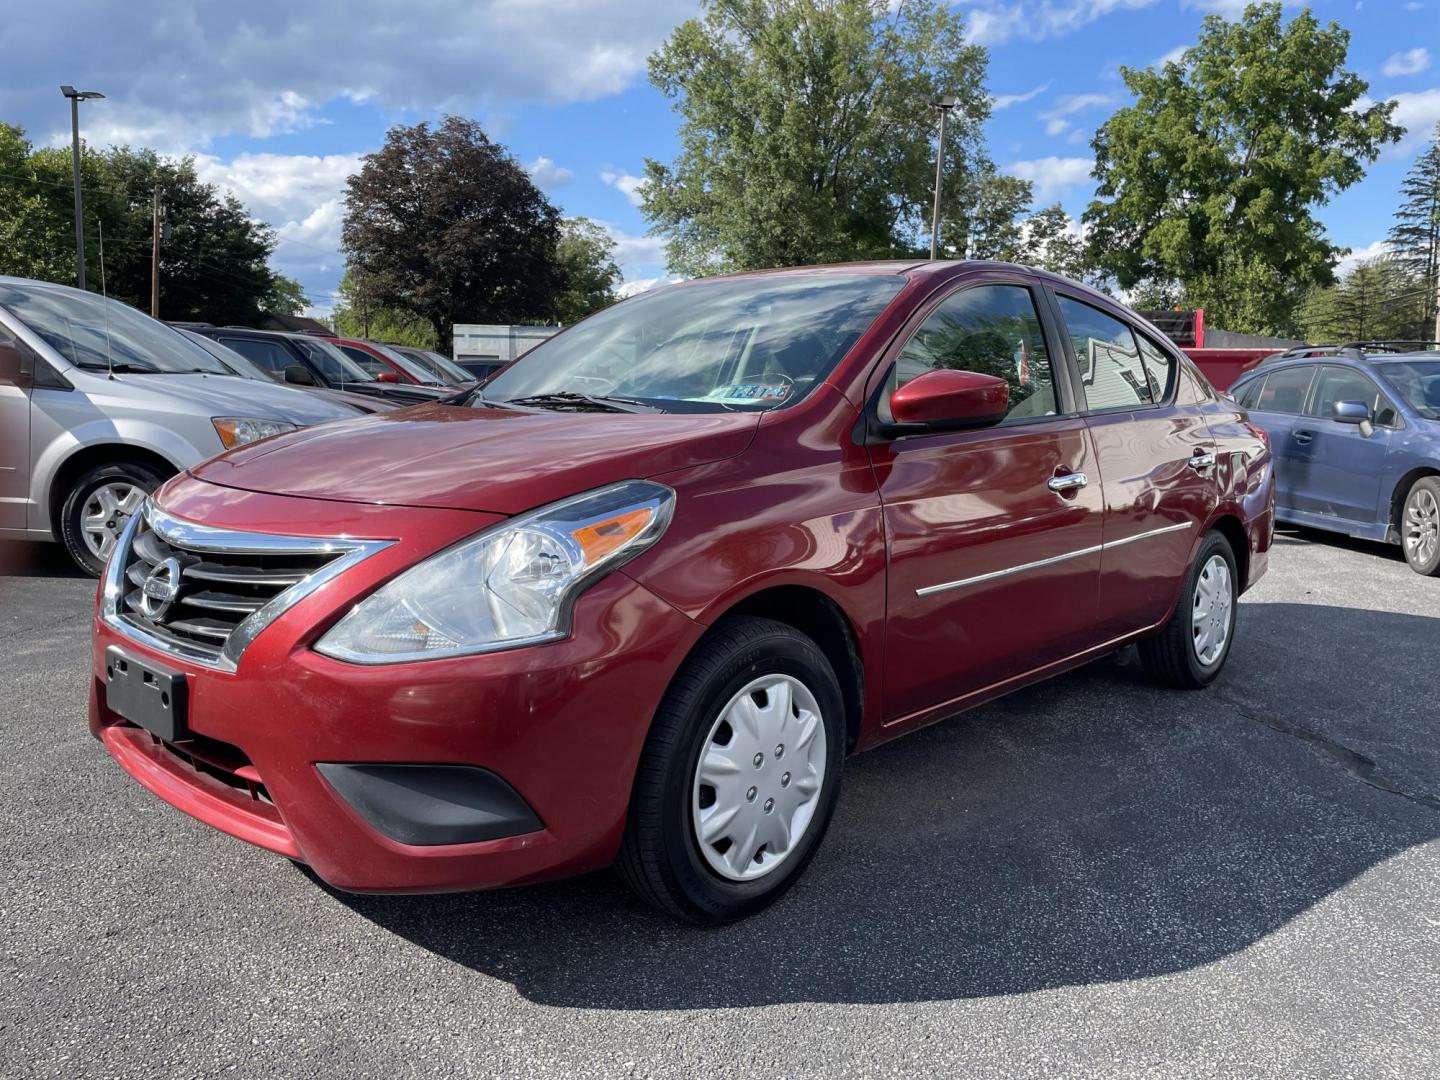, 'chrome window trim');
915,521,1192,597
101,500,393,673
